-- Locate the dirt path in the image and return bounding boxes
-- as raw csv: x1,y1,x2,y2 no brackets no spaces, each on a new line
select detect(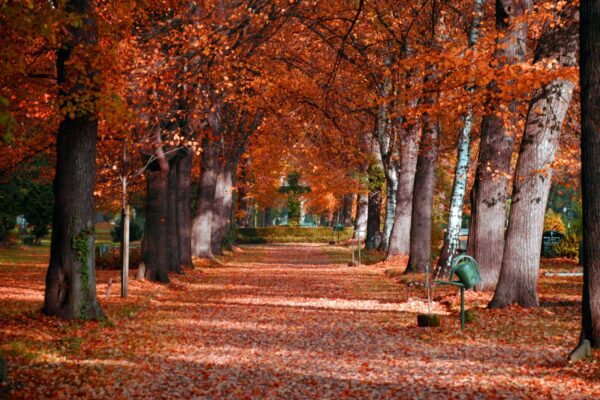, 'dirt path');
2,244,599,399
